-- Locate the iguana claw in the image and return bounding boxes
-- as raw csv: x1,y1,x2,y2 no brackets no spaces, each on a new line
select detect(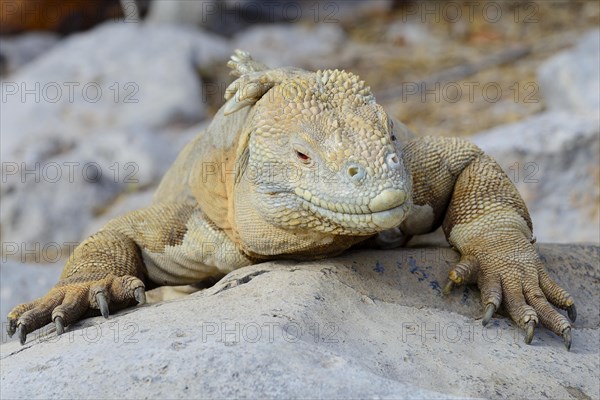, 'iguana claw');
482,303,496,327
134,287,146,305
54,316,65,335
525,320,536,344
567,304,577,322
17,324,27,345
7,317,17,337
96,292,110,318
562,327,572,351
442,280,454,295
